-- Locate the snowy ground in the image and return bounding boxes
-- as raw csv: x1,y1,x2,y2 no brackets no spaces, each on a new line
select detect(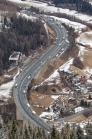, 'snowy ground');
32,58,73,89
77,31,92,47
0,69,20,101
77,31,92,77
50,16,87,31
18,12,37,22
8,0,92,25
